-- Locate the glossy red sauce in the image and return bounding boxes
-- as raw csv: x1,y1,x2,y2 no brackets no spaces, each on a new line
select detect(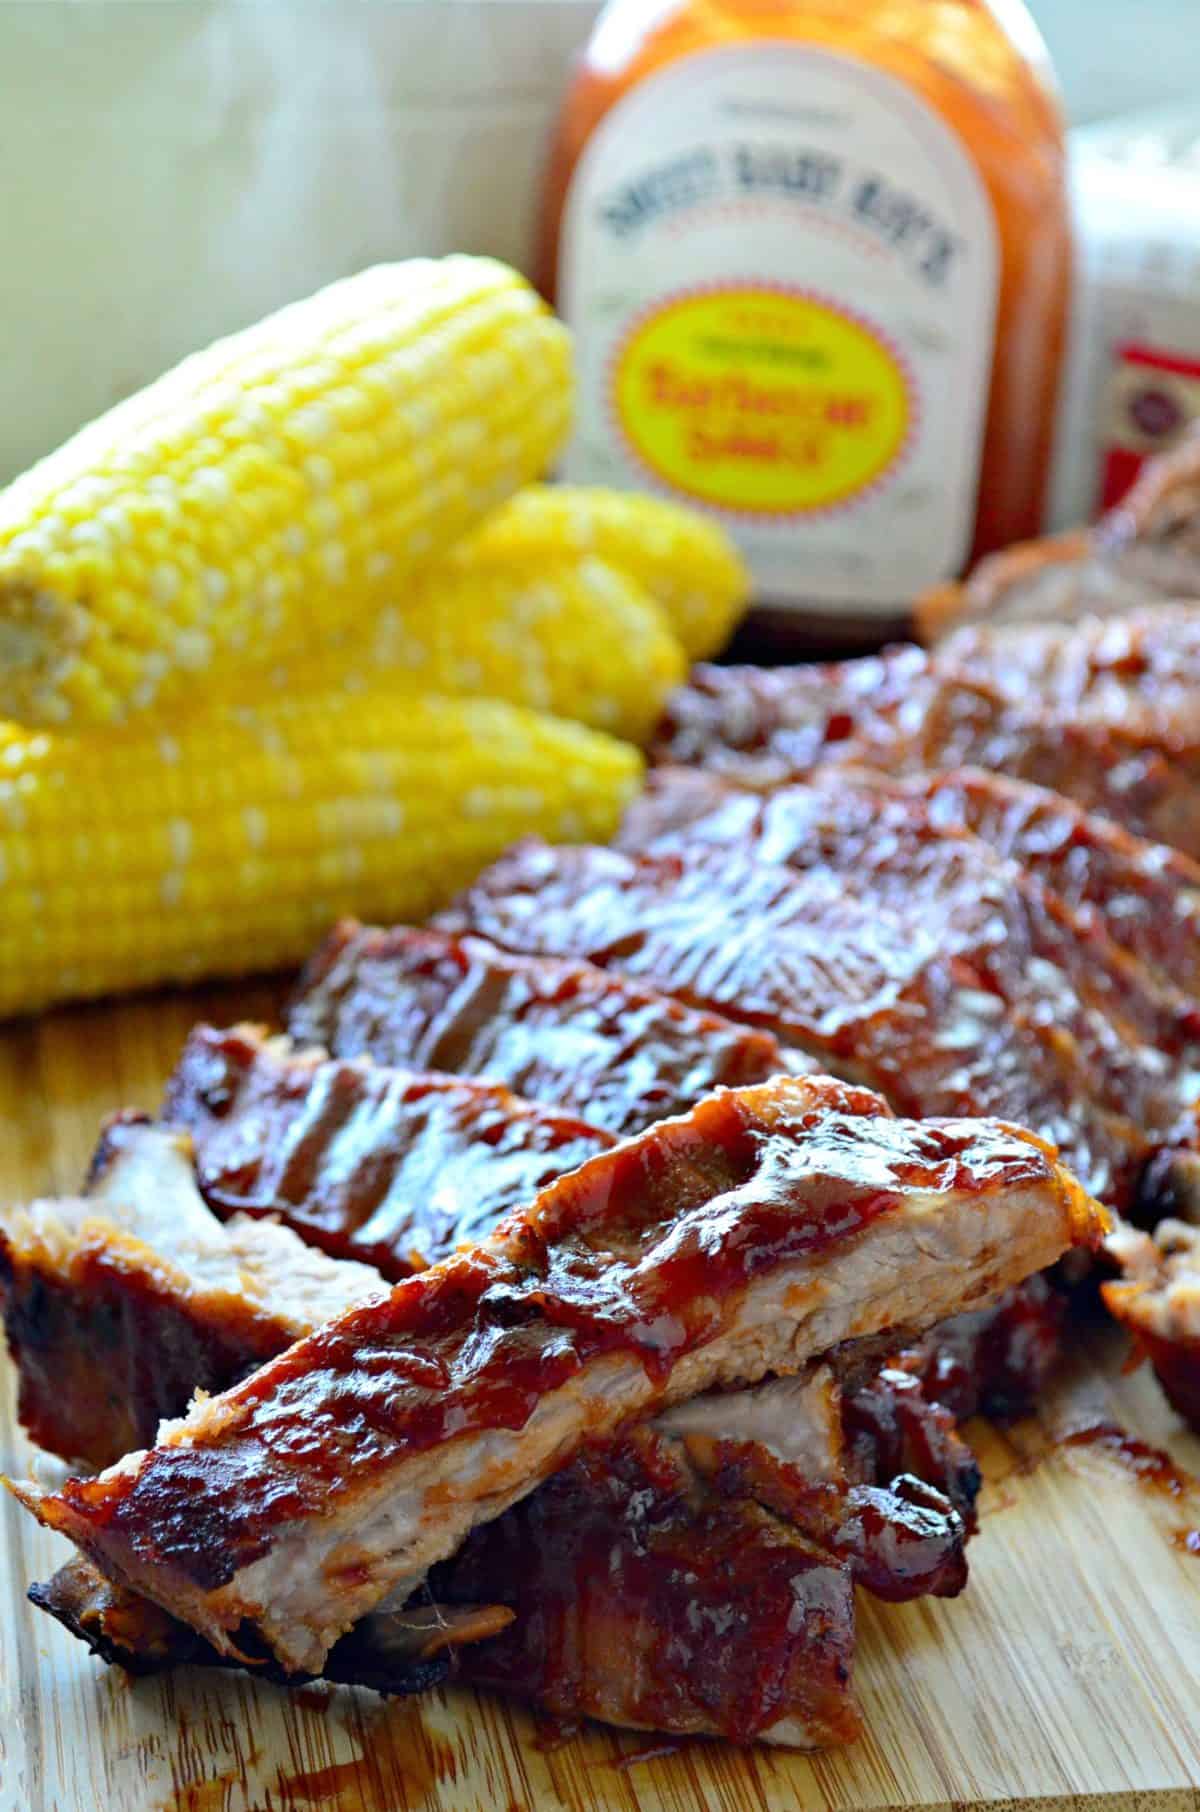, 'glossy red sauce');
697,1439,968,1600
907,768,1200,1007
625,770,1199,1080
840,1365,981,1530
648,652,927,779
438,835,1140,1207
899,1274,1066,1426
164,1024,613,1277
653,656,1200,862
287,921,795,1138
940,614,1200,740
